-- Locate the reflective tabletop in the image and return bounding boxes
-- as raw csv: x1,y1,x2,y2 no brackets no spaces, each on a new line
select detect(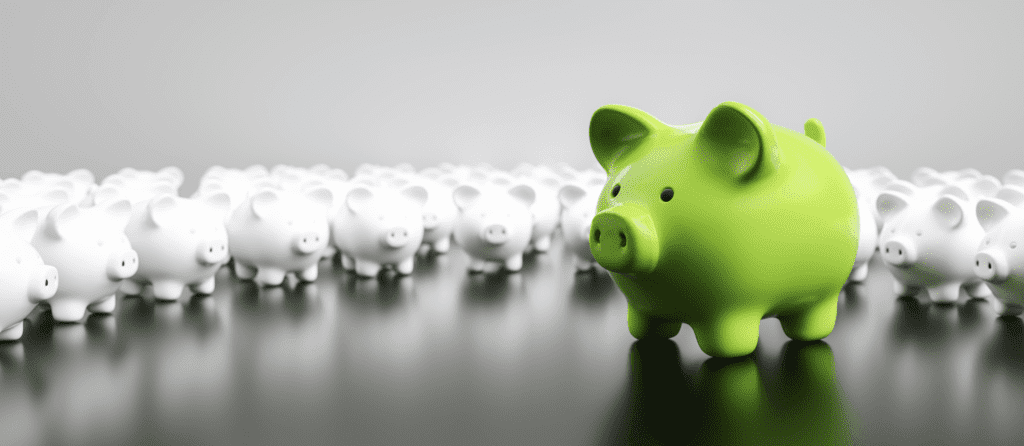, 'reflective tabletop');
0,238,1022,445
